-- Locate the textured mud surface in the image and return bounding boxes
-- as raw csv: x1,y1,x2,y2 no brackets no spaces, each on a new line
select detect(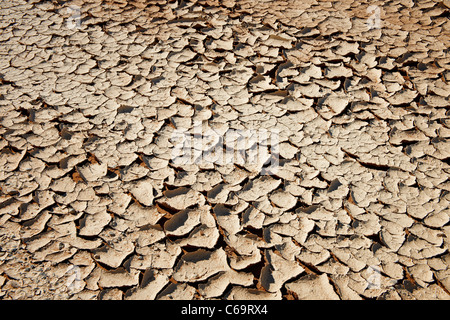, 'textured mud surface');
0,0,449,300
